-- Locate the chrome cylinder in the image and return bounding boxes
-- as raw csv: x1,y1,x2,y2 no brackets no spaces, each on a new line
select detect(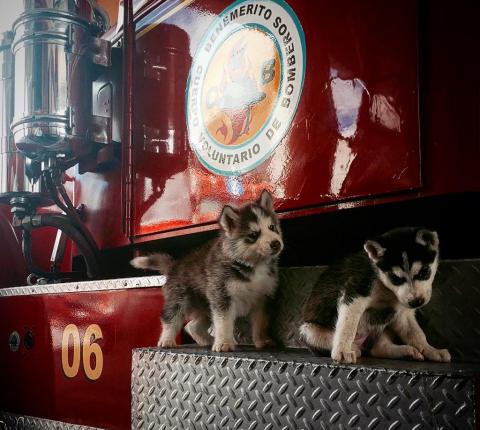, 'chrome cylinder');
0,31,39,195
11,0,108,160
